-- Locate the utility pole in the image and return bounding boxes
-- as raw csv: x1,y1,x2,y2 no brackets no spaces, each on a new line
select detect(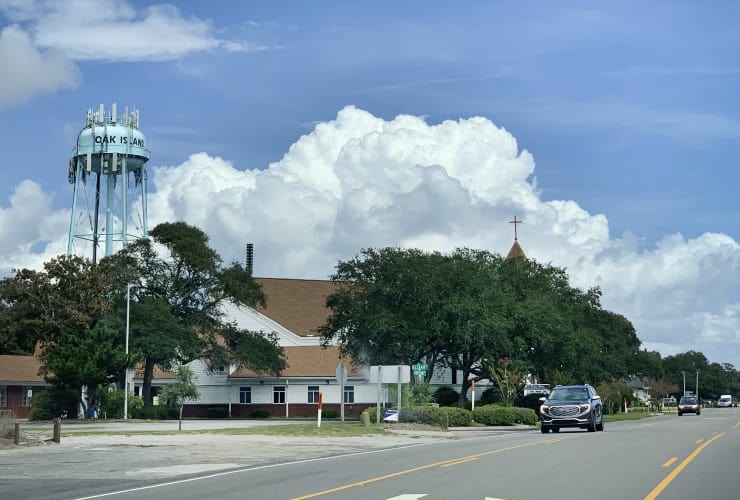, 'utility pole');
681,371,686,397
